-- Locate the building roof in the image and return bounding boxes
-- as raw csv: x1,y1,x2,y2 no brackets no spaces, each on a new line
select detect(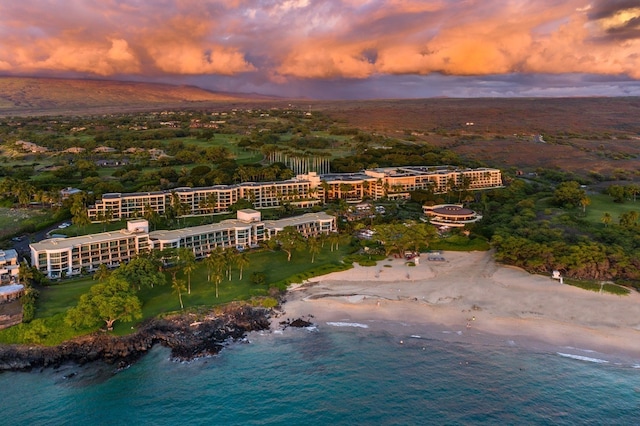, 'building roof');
0,284,24,296
148,219,257,243
431,205,475,216
30,229,142,252
263,212,335,230
319,172,372,182
0,249,18,263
